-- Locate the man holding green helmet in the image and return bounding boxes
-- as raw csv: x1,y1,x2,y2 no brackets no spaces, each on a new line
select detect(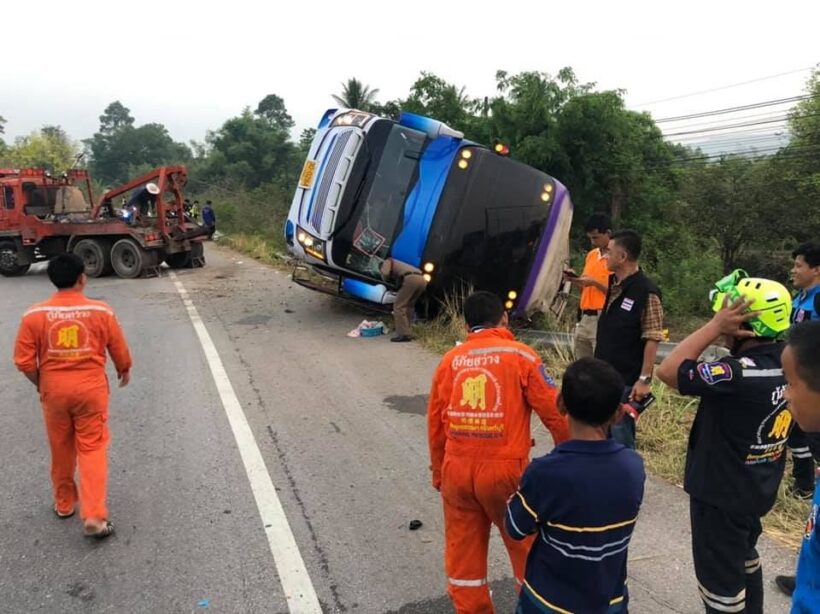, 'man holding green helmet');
657,270,792,614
